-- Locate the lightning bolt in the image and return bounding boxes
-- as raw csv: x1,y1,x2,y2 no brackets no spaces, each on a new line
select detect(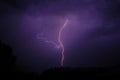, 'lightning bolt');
58,19,68,67
37,18,68,67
